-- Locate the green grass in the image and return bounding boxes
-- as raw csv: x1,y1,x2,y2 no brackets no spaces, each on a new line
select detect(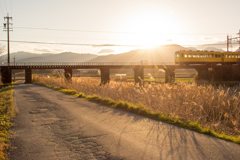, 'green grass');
34,82,240,144
0,85,14,160
175,78,194,83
